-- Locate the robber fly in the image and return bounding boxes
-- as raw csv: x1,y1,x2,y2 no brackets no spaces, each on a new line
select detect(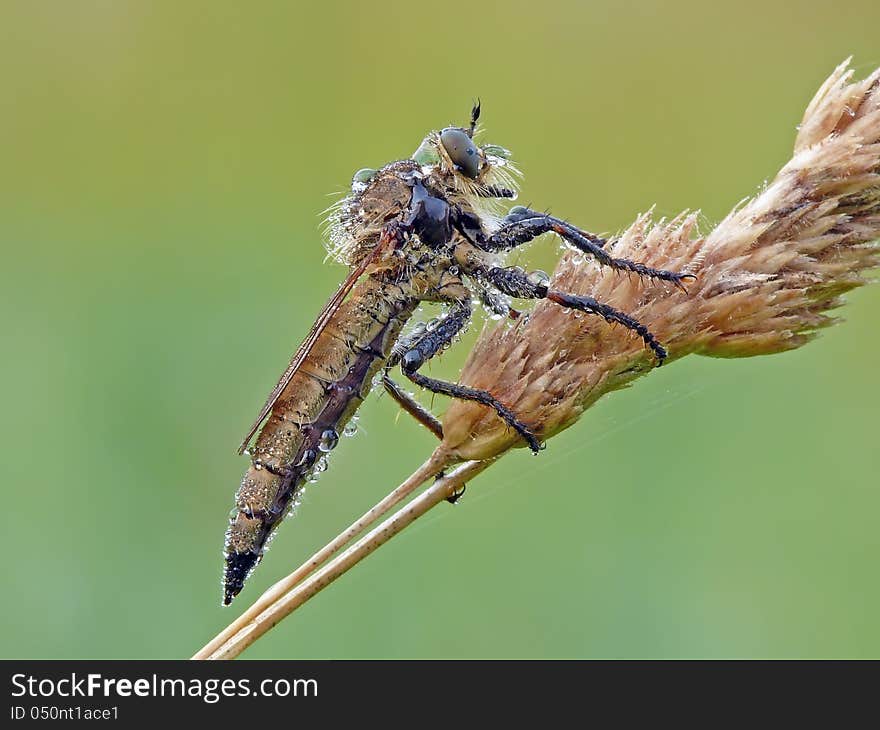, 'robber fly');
222,104,692,605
